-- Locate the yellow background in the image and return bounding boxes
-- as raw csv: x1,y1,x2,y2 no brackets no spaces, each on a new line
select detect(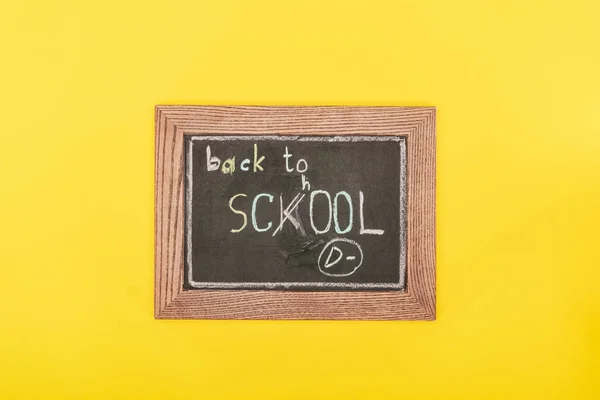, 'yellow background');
1,1,599,399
